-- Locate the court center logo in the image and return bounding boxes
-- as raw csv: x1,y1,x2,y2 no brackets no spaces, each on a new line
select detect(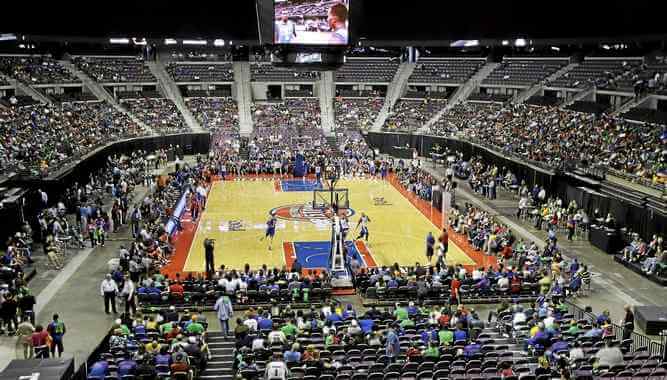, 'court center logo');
270,204,355,222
